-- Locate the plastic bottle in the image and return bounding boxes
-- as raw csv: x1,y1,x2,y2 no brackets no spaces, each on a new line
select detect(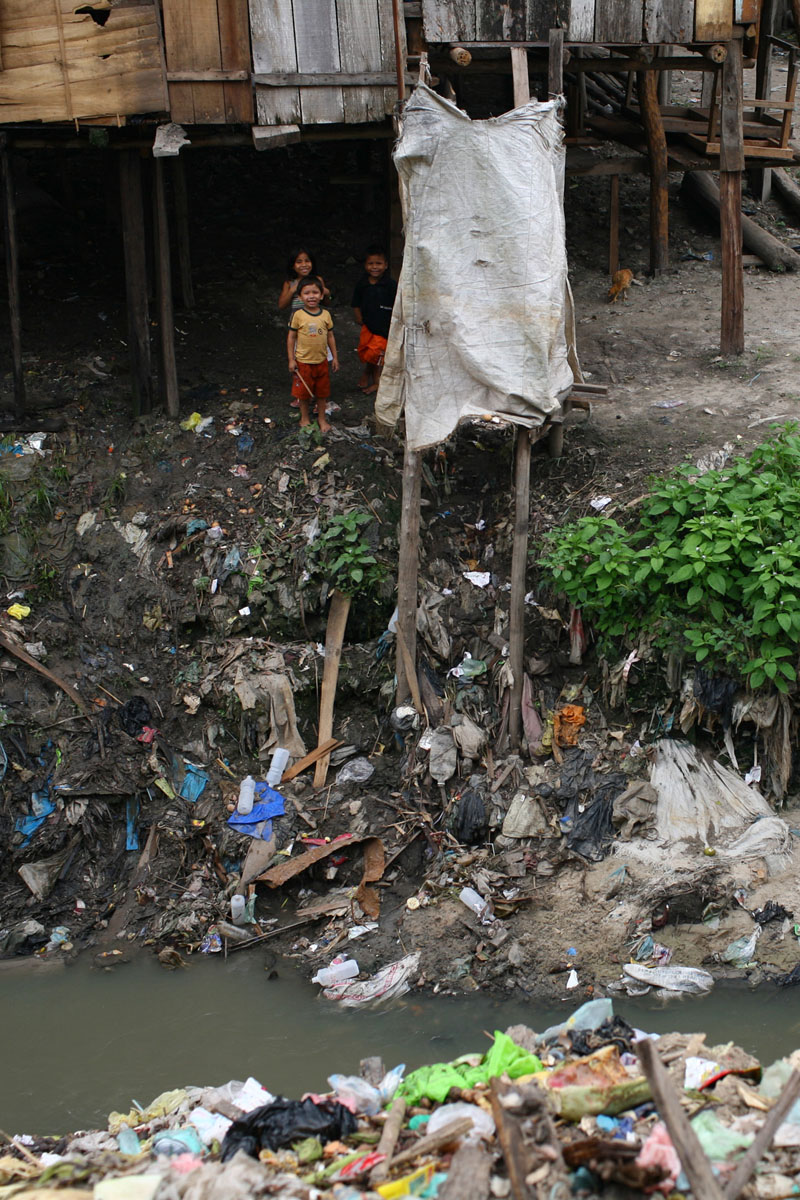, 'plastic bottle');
459,886,491,922
312,958,359,986
237,774,255,815
230,895,246,925
267,748,290,788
